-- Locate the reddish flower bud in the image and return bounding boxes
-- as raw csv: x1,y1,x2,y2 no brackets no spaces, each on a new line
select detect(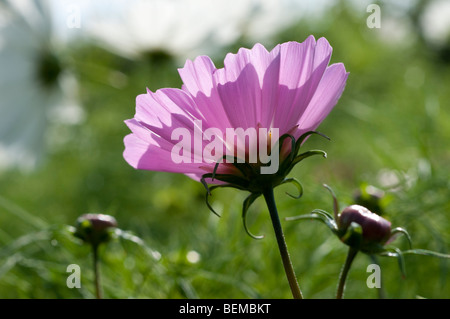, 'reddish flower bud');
353,185,386,216
74,214,118,246
338,205,391,251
